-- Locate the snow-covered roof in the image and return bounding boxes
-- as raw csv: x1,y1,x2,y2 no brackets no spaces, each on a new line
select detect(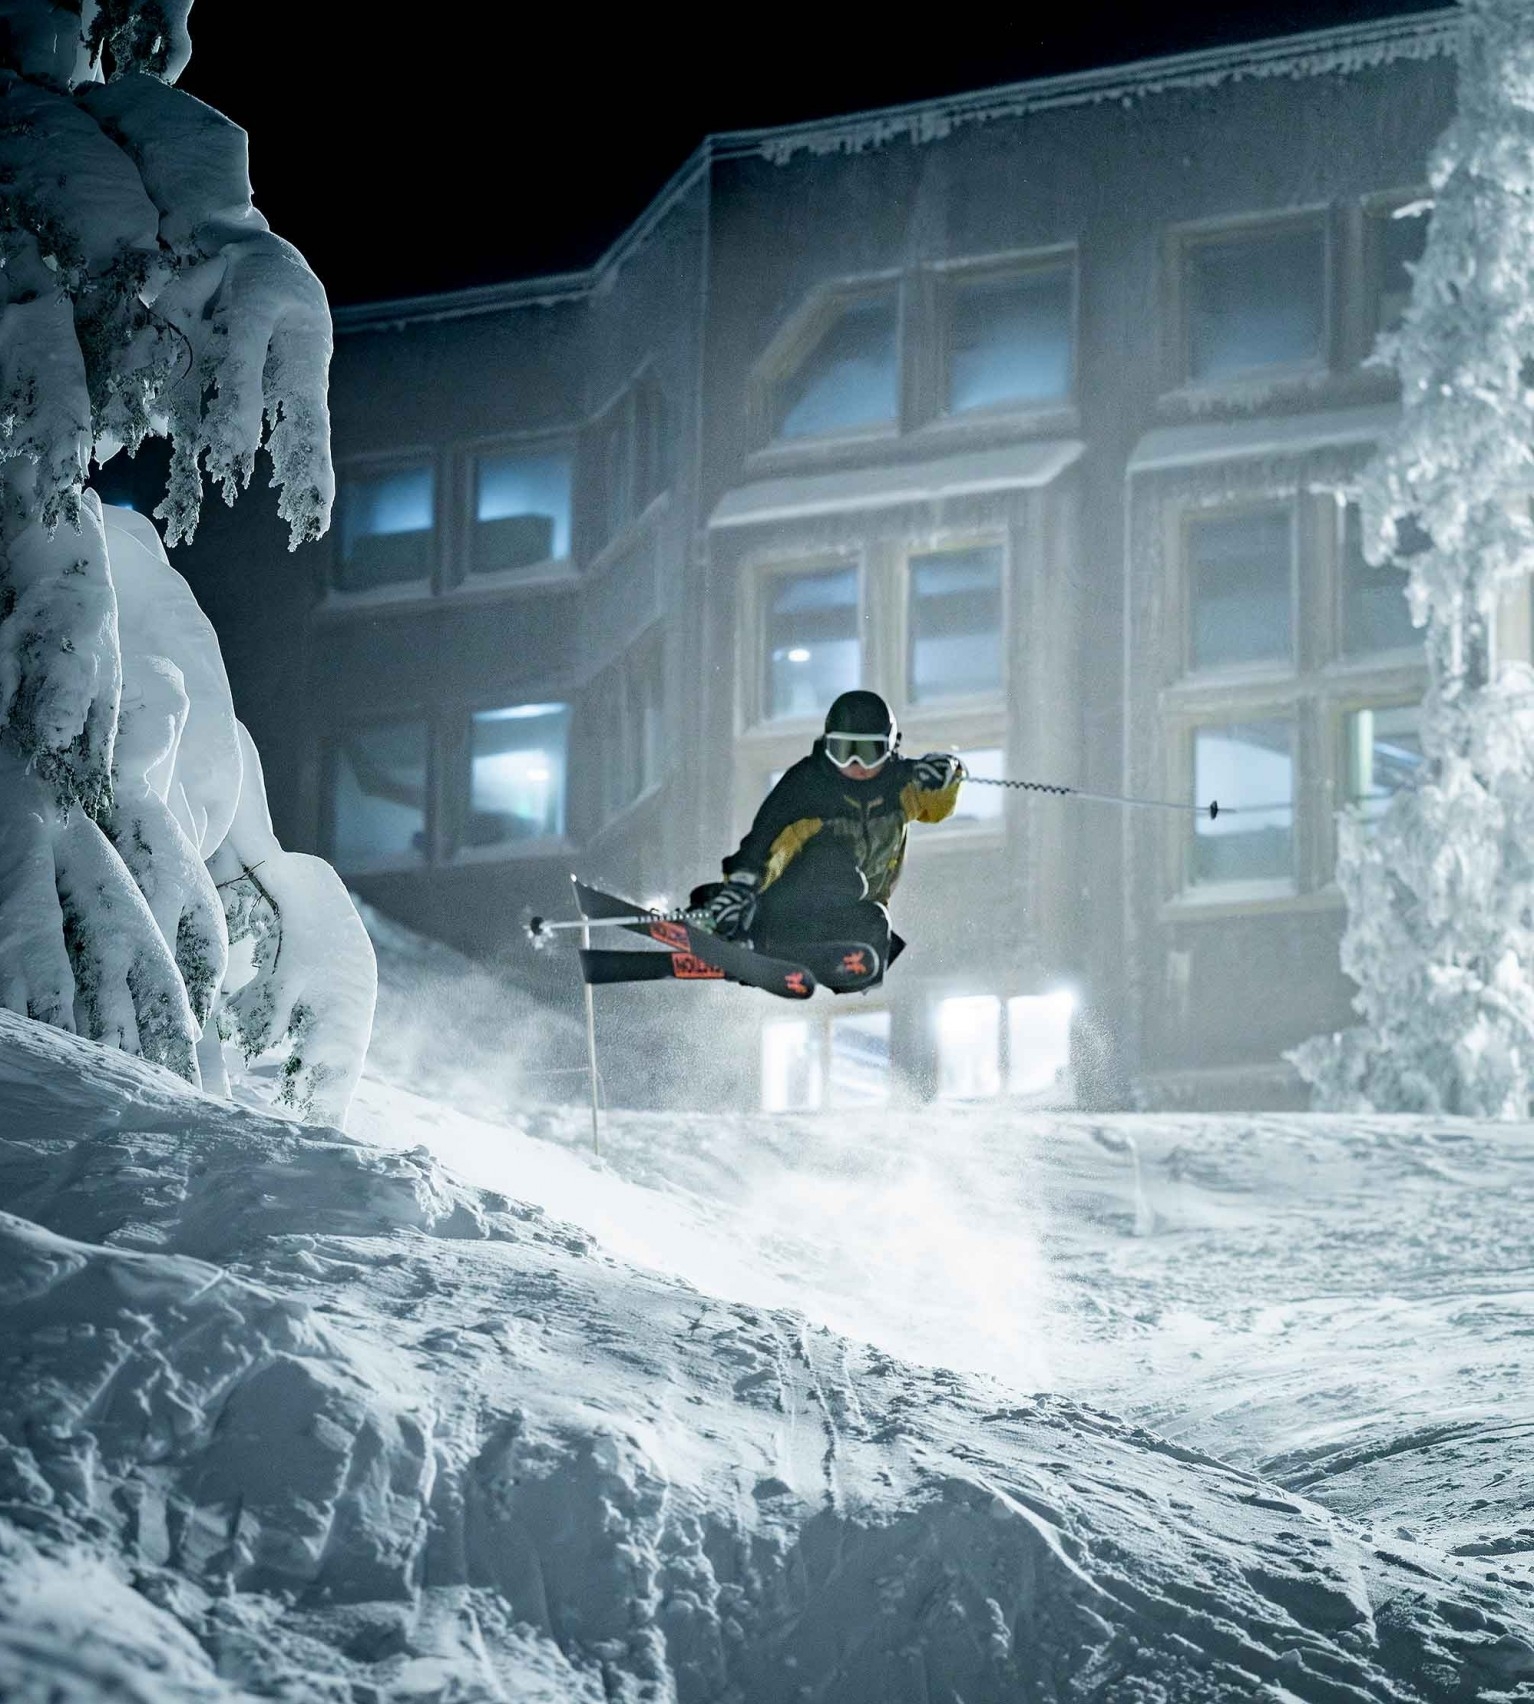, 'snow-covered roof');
709,439,1085,529
334,9,1456,334
1126,403,1400,475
